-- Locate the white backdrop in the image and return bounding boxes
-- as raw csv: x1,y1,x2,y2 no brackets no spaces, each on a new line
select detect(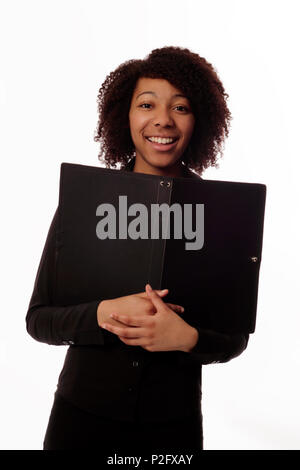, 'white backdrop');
0,0,299,451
